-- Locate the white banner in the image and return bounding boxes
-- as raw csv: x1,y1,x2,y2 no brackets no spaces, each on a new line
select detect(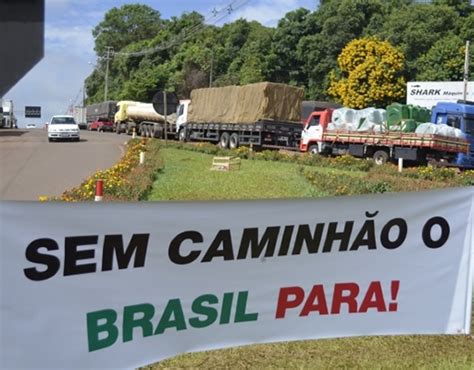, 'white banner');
1,188,473,369
407,81,474,108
